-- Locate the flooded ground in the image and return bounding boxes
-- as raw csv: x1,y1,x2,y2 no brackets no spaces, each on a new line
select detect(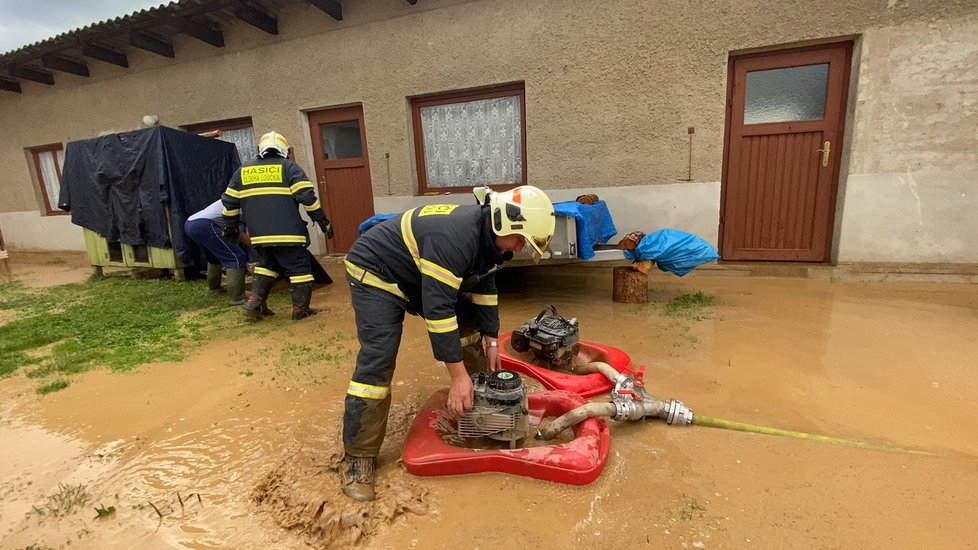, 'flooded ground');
2,257,978,549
